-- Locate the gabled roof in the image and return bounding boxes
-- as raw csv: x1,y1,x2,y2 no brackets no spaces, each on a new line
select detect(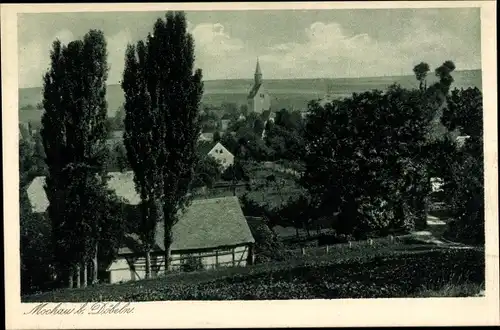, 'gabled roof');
198,132,214,141
26,175,255,252
27,172,141,212
247,83,263,99
208,142,234,157
120,196,255,253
